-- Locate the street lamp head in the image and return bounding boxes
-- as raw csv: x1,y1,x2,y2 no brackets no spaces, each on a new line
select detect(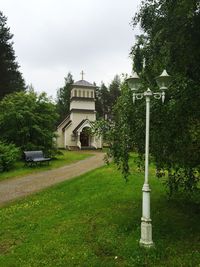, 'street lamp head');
156,69,171,91
126,71,141,91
